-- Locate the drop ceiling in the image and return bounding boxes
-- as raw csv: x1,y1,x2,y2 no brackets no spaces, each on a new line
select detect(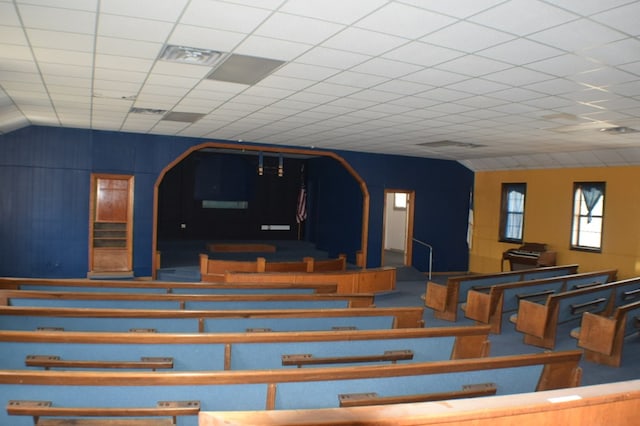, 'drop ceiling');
1,0,640,171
